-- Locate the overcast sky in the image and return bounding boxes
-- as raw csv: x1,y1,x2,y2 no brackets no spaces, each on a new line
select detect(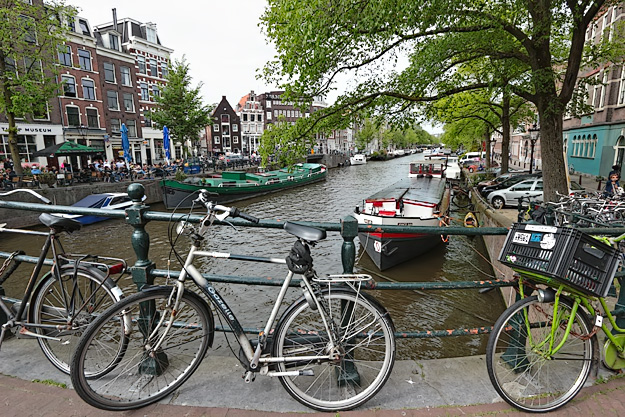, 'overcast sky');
77,0,442,134
77,0,277,107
